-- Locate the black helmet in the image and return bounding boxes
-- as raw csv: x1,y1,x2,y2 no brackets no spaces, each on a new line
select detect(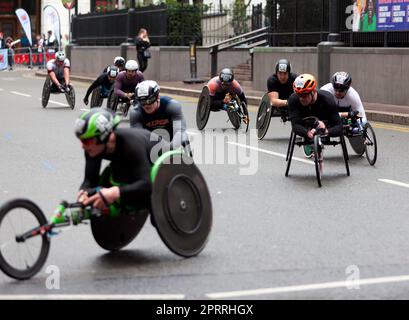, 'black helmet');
114,56,125,67
135,80,160,105
275,59,291,74
331,71,352,91
219,68,234,84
